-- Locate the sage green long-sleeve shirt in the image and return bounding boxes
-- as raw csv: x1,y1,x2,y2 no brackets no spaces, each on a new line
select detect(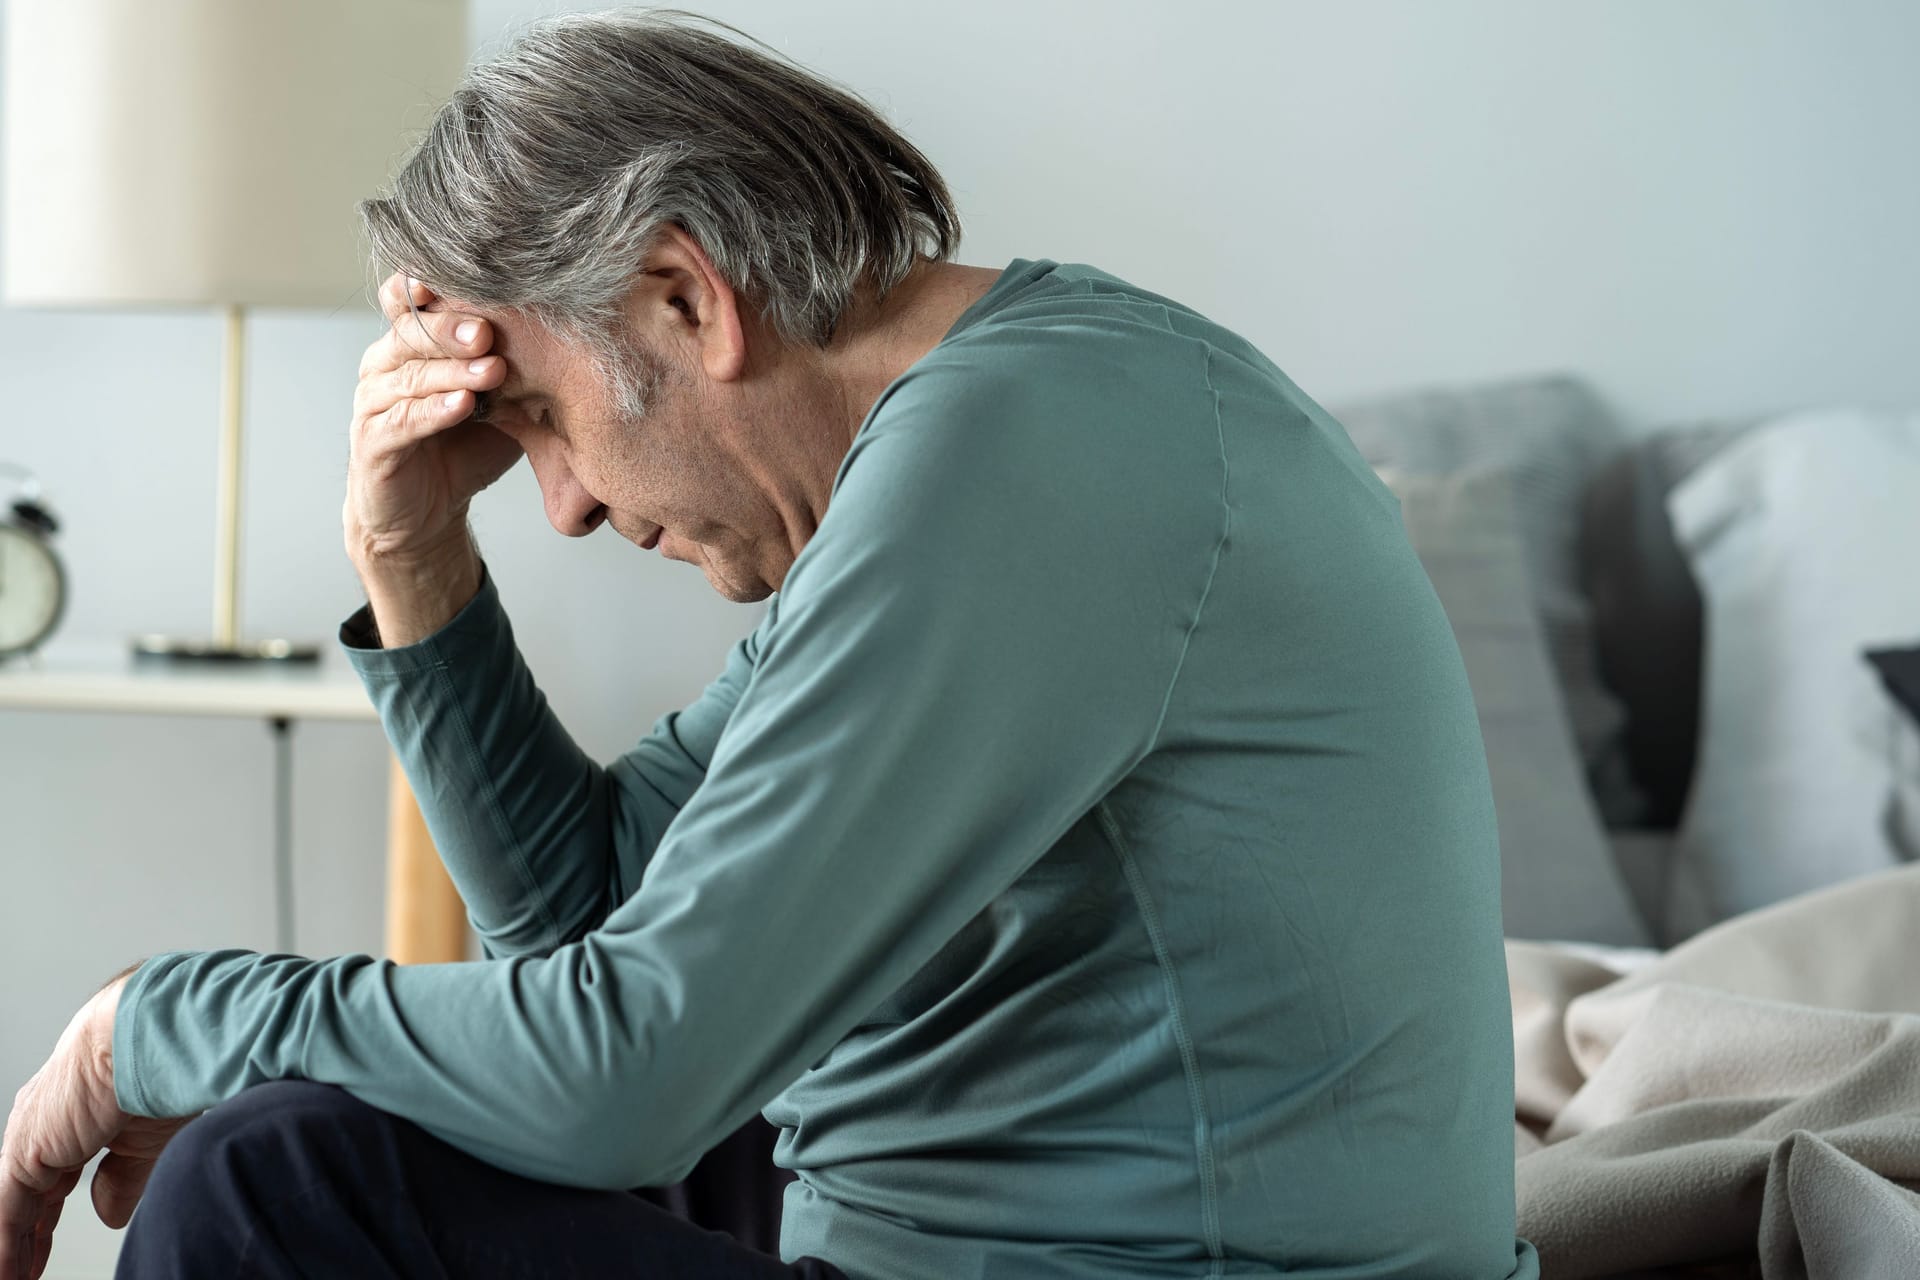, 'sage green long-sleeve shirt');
115,257,1540,1280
